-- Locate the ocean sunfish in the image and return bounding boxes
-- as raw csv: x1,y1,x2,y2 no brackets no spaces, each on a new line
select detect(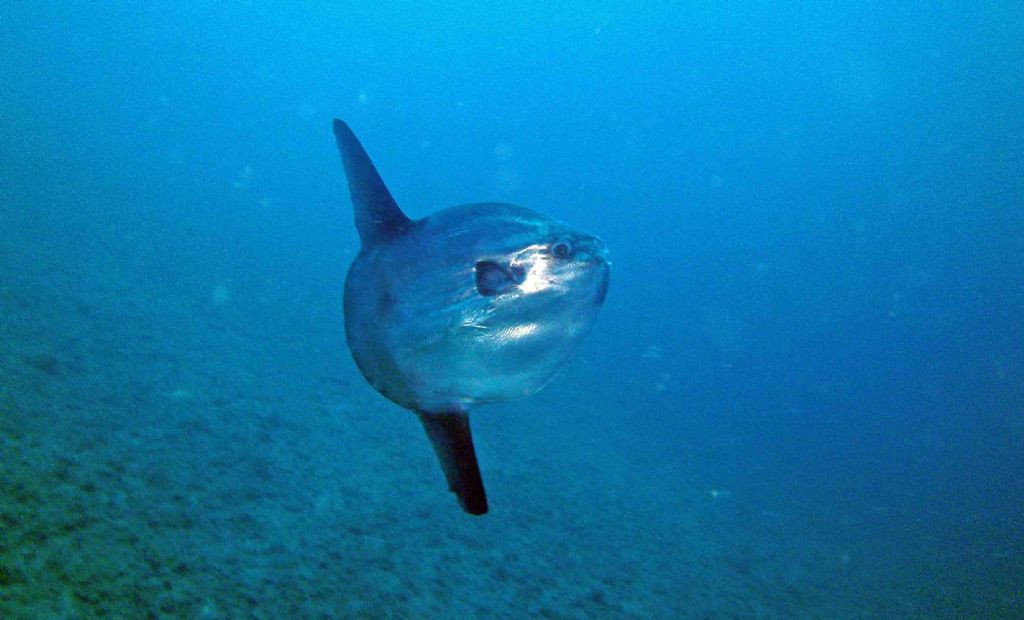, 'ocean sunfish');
332,120,610,515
